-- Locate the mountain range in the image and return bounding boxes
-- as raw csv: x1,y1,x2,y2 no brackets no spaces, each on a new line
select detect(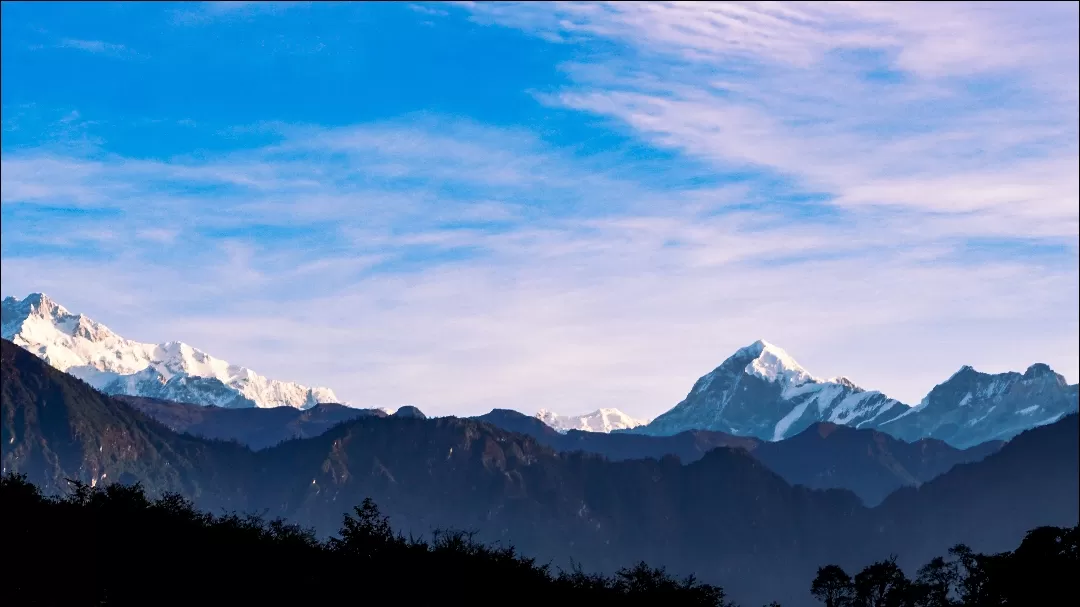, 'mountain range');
122,396,1000,505
630,339,1077,448
535,408,650,432
4,294,1077,450
1,293,339,409
474,408,1003,506
3,337,1077,606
